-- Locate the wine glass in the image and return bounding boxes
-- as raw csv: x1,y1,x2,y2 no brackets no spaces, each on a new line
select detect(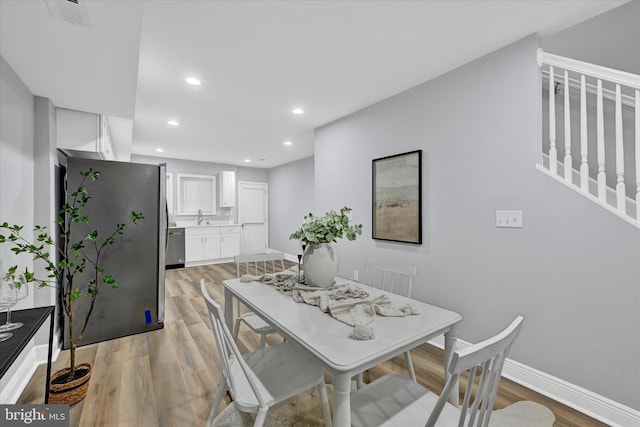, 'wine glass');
0,275,28,332
0,298,11,342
